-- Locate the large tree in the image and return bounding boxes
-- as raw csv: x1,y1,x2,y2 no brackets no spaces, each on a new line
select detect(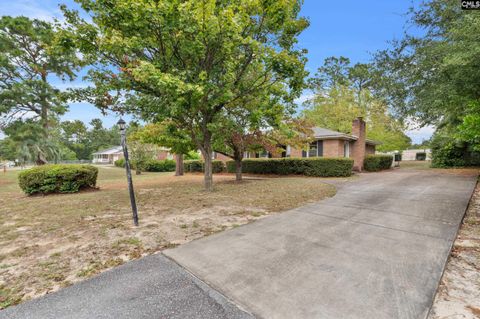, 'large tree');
304,57,410,152
59,118,121,160
61,0,308,191
373,0,480,163
0,16,78,132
